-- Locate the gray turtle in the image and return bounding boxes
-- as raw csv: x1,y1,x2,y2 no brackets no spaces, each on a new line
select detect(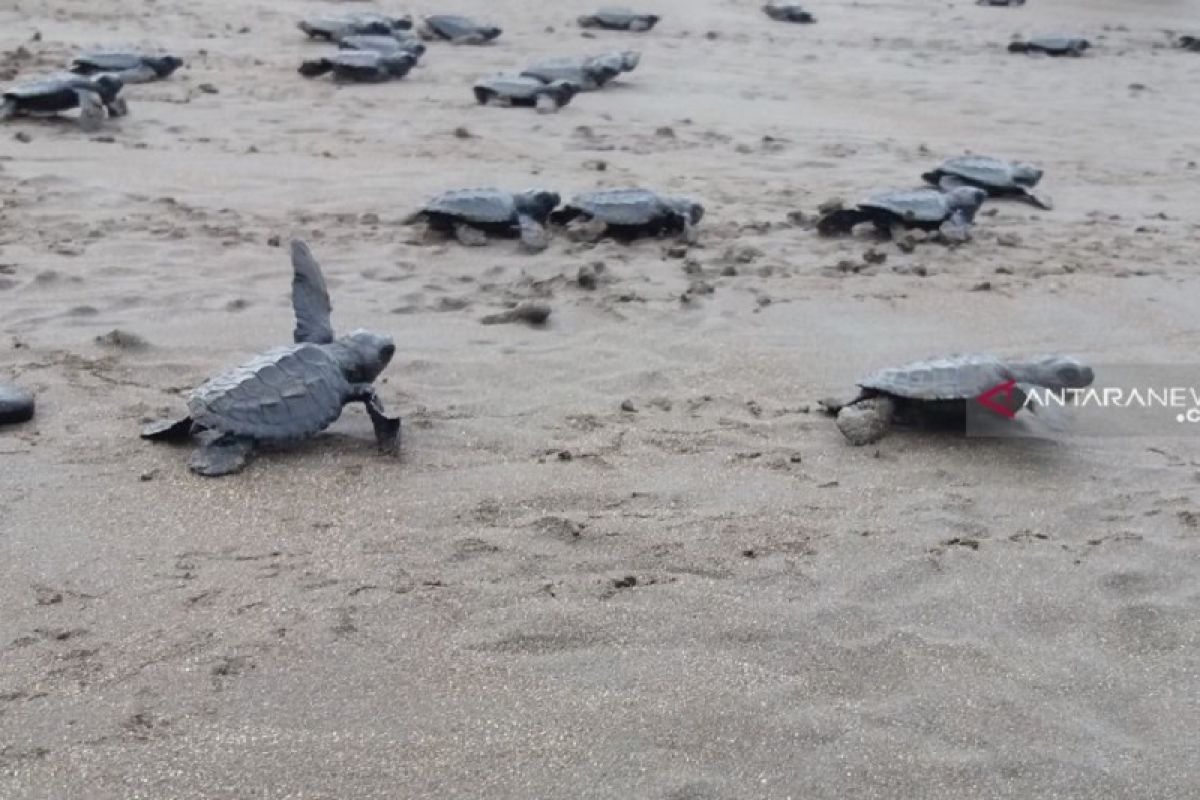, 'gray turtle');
299,51,417,82
821,354,1094,446
418,15,502,44
922,156,1051,209
0,382,35,425
338,34,427,58
408,188,560,250
550,188,704,242
69,52,184,83
1008,35,1090,56
1,74,127,131
1177,35,1200,52
977,0,1025,6
474,75,578,112
299,13,413,41
578,8,660,31
763,3,816,23
522,51,639,90
816,186,987,242
142,240,400,477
